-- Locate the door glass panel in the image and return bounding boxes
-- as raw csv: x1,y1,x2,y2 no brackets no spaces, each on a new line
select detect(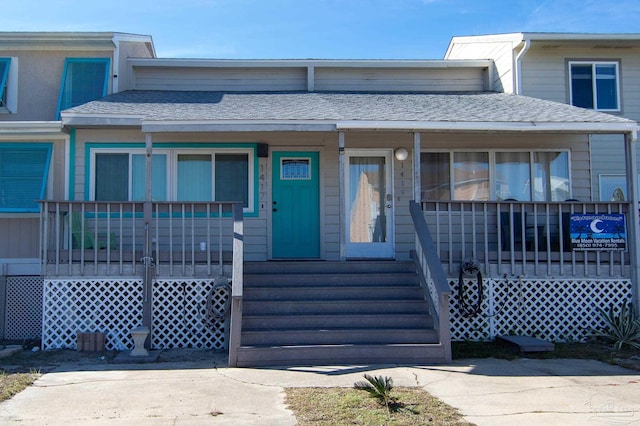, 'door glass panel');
349,156,386,243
